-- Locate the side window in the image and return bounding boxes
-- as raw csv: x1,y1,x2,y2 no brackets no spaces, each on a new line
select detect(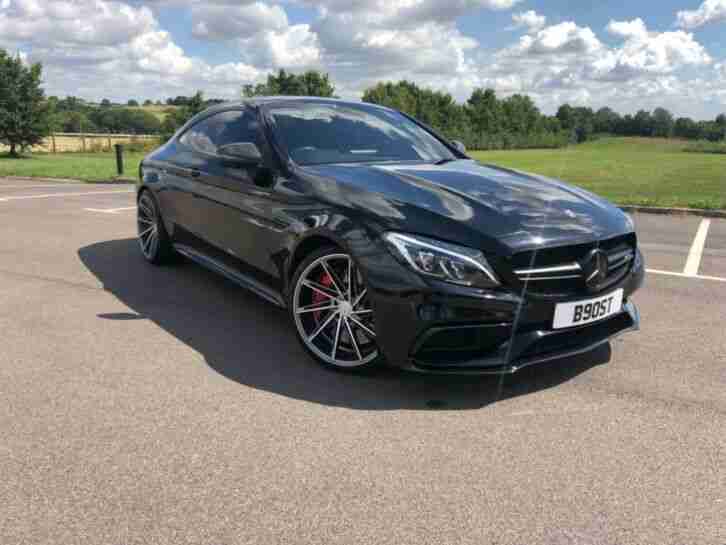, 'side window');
180,109,260,155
